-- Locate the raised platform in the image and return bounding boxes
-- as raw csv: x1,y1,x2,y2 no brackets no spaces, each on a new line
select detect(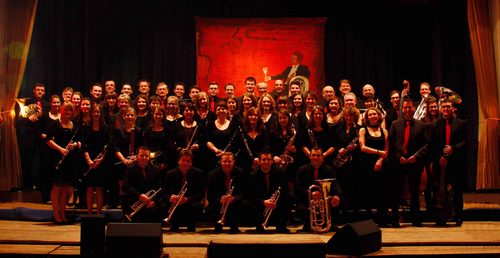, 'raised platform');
0,191,500,257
